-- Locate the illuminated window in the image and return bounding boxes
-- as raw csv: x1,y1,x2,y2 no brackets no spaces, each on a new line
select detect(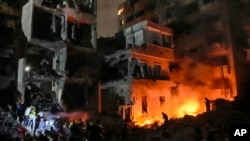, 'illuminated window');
119,20,125,26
